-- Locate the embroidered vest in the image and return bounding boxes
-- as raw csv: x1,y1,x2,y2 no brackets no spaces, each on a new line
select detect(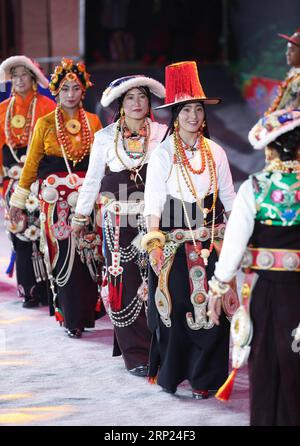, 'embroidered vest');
251,171,300,226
